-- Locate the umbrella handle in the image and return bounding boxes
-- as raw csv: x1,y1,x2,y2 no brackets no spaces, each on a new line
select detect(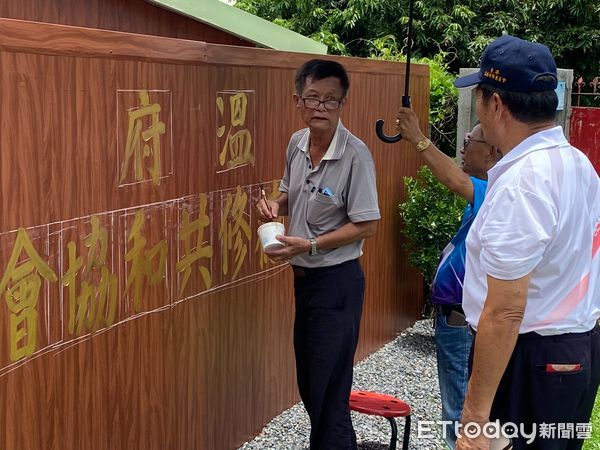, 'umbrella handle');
375,95,411,143
376,0,414,144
